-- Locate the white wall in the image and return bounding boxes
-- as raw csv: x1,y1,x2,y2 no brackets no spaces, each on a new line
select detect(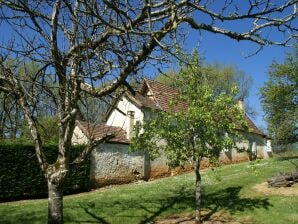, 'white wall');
106,97,144,139
72,125,89,145
220,133,269,162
